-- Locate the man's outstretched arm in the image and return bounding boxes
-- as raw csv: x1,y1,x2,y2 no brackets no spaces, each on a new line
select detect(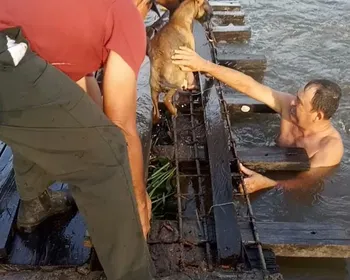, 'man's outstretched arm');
172,46,292,114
